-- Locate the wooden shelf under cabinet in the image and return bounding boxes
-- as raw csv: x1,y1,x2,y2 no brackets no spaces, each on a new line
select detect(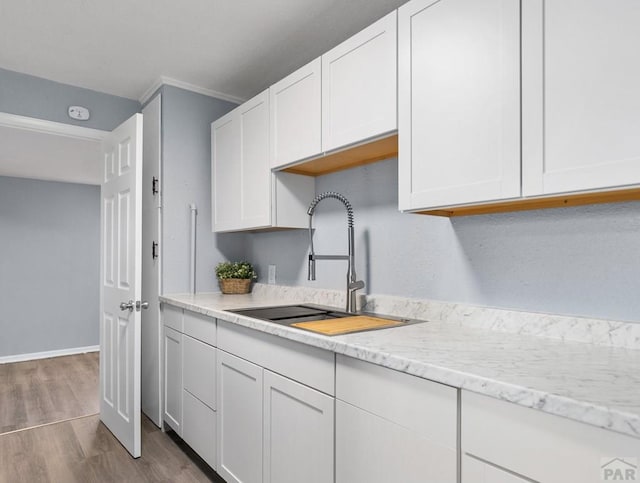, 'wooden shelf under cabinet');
282,134,398,177
418,187,640,217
